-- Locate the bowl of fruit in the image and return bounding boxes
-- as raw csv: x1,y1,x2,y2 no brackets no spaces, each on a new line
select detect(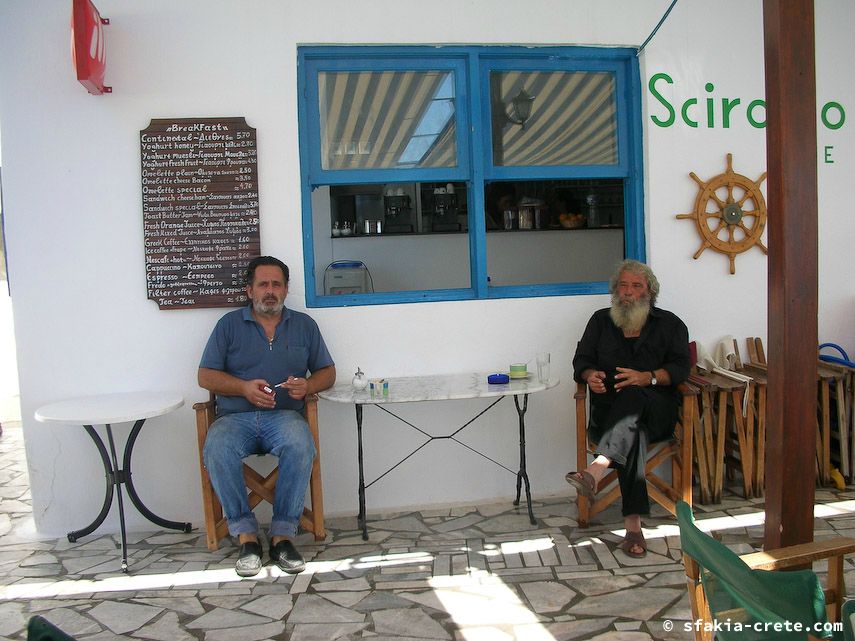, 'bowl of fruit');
559,213,586,229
